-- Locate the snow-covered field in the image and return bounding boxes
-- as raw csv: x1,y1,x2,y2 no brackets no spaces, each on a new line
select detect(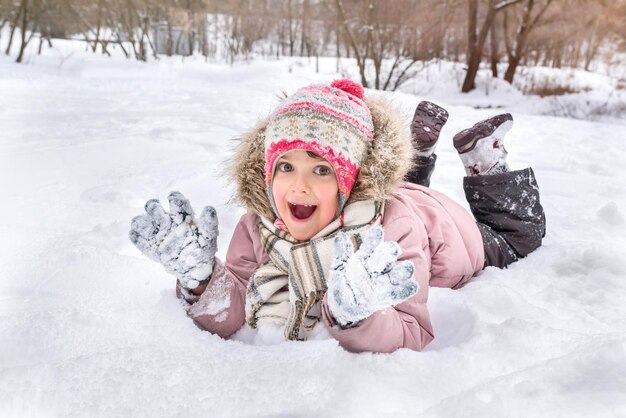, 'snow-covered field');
1,39,626,417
